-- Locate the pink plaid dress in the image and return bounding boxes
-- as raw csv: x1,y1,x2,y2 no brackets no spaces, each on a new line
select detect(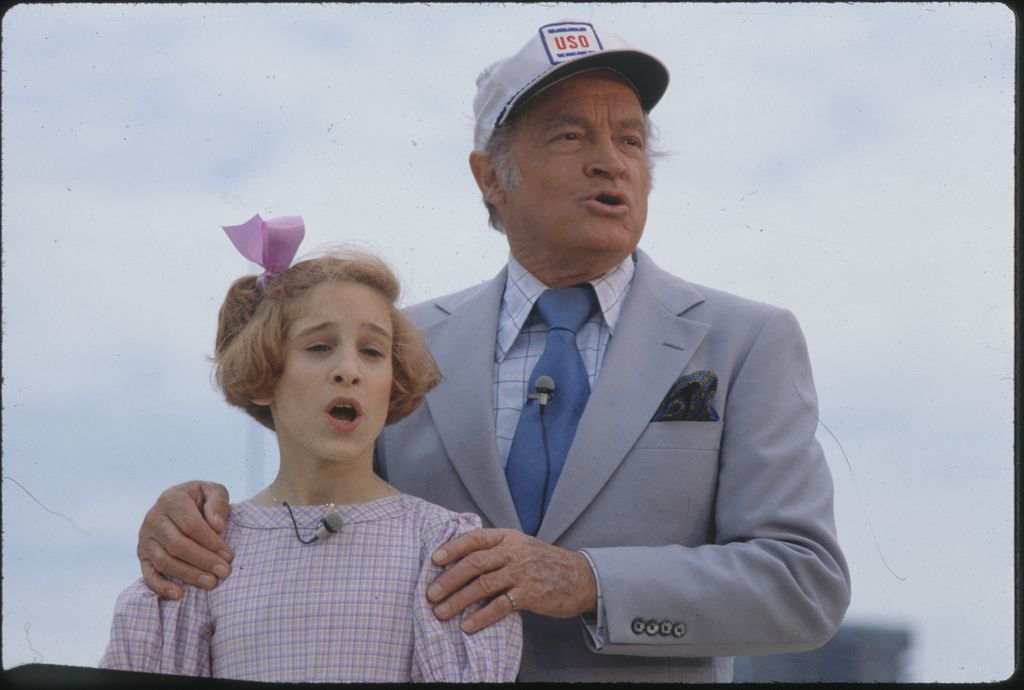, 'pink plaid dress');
100,494,522,681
